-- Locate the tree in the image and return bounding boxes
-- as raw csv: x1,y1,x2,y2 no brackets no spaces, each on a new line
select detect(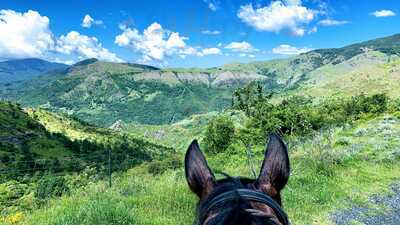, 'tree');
204,115,235,154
